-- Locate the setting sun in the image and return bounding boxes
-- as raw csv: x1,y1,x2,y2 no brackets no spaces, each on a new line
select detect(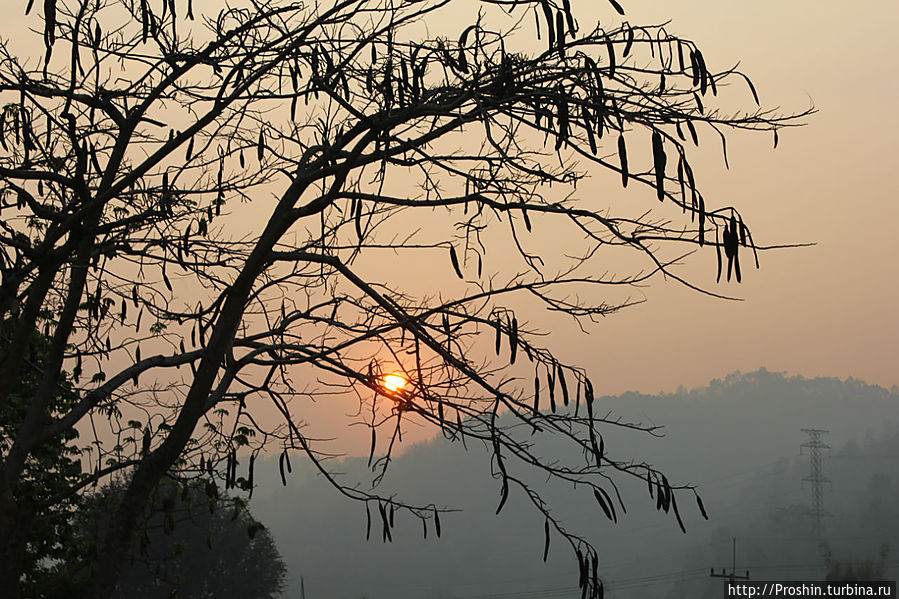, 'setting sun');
379,373,409,394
